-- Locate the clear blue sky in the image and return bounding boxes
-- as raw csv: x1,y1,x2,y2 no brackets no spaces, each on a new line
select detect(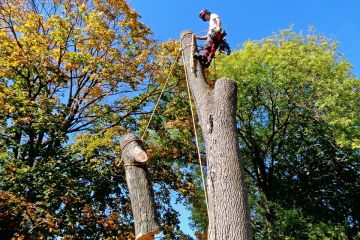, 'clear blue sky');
130,0,360,76
129,0,360,237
